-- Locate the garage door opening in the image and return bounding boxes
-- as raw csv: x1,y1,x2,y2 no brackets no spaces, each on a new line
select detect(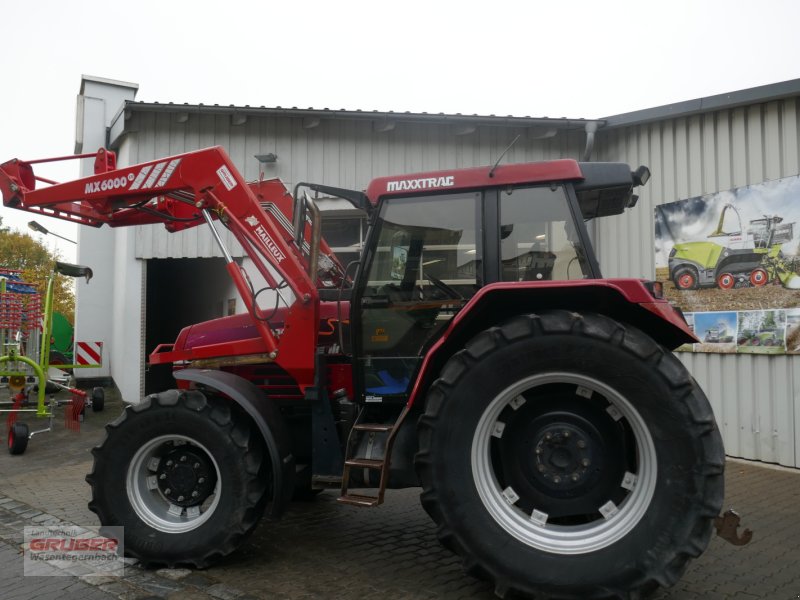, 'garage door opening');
145,257,233,395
